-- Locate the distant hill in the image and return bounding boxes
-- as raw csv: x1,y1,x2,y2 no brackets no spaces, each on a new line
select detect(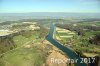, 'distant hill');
0,12,100,22
0,12,100,17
